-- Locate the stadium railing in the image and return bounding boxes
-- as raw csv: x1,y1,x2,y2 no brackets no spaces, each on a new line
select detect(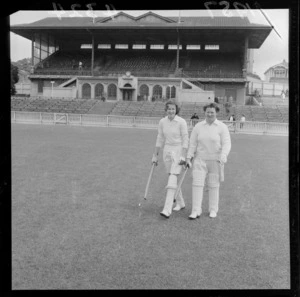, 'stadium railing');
11,111,288,136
